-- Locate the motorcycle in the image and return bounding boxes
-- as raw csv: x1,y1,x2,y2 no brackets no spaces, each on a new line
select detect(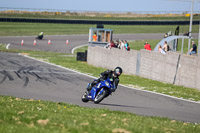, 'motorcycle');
81,78,114,104
35,35,43,40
